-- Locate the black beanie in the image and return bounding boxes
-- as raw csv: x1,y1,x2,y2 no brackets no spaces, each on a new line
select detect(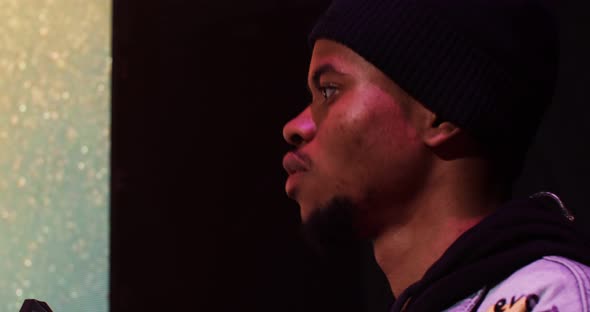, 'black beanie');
309,0,559,180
